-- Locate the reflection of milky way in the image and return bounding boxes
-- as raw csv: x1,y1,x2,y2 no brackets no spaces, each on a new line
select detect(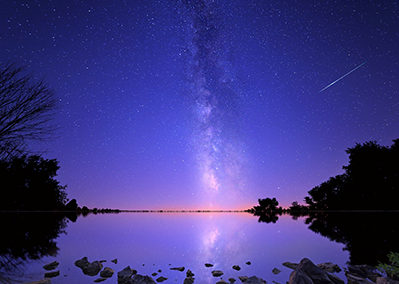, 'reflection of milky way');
185,0,244,199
